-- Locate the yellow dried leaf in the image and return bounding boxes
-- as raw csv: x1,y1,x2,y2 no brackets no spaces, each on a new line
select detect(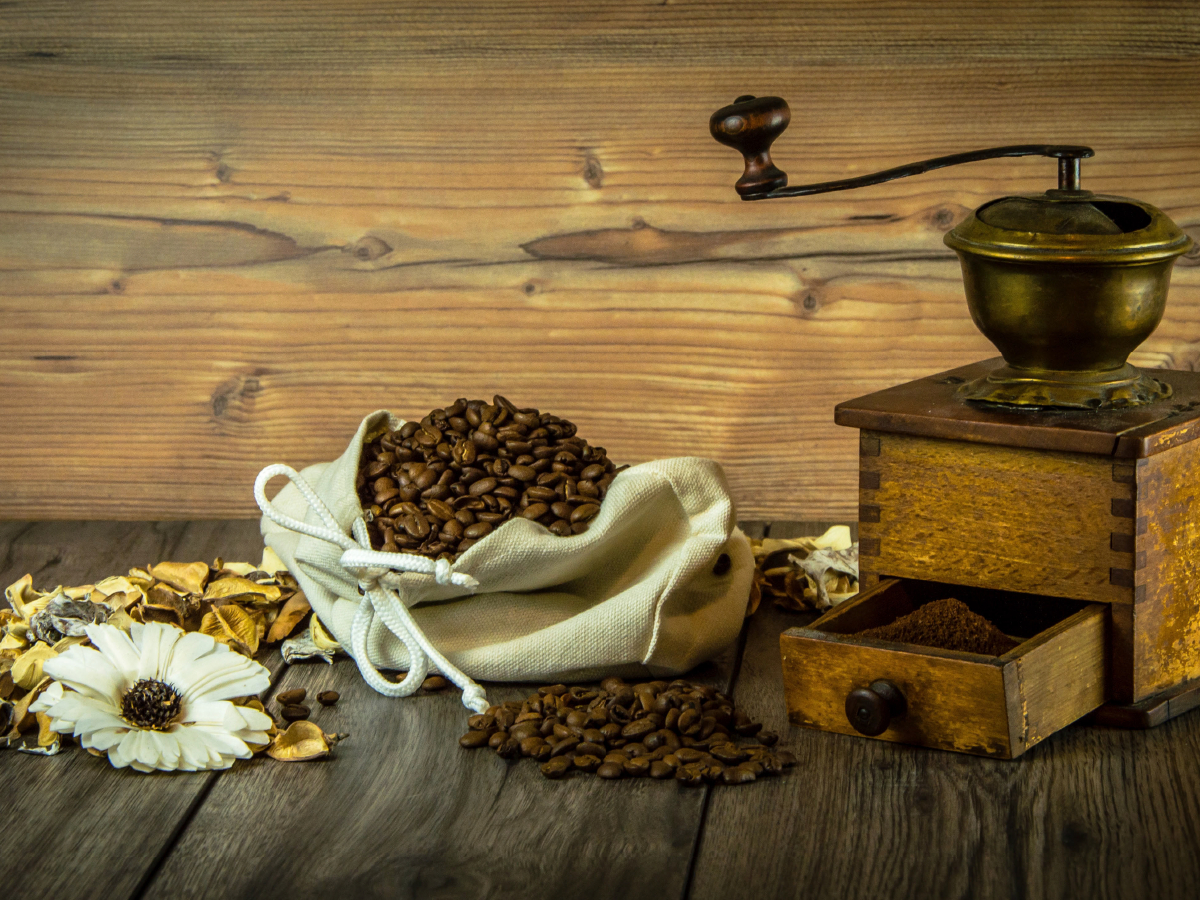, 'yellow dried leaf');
746,579,761,617
310,615,341,652
13,642,57,690
150,561,210,595
51,635,88,654
259,546,288,575
0,630,27,653
140,585,193,628
219,562,259,577
267,720,332,762
63,585,94,600
200,605,259,657
204,576,282,603
126,568,155,588
5,574,47,620
105,609,136,633
93,575,137,598
266,591,311,643
0,669,13,700
7,676,50,740
36,711,57,747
